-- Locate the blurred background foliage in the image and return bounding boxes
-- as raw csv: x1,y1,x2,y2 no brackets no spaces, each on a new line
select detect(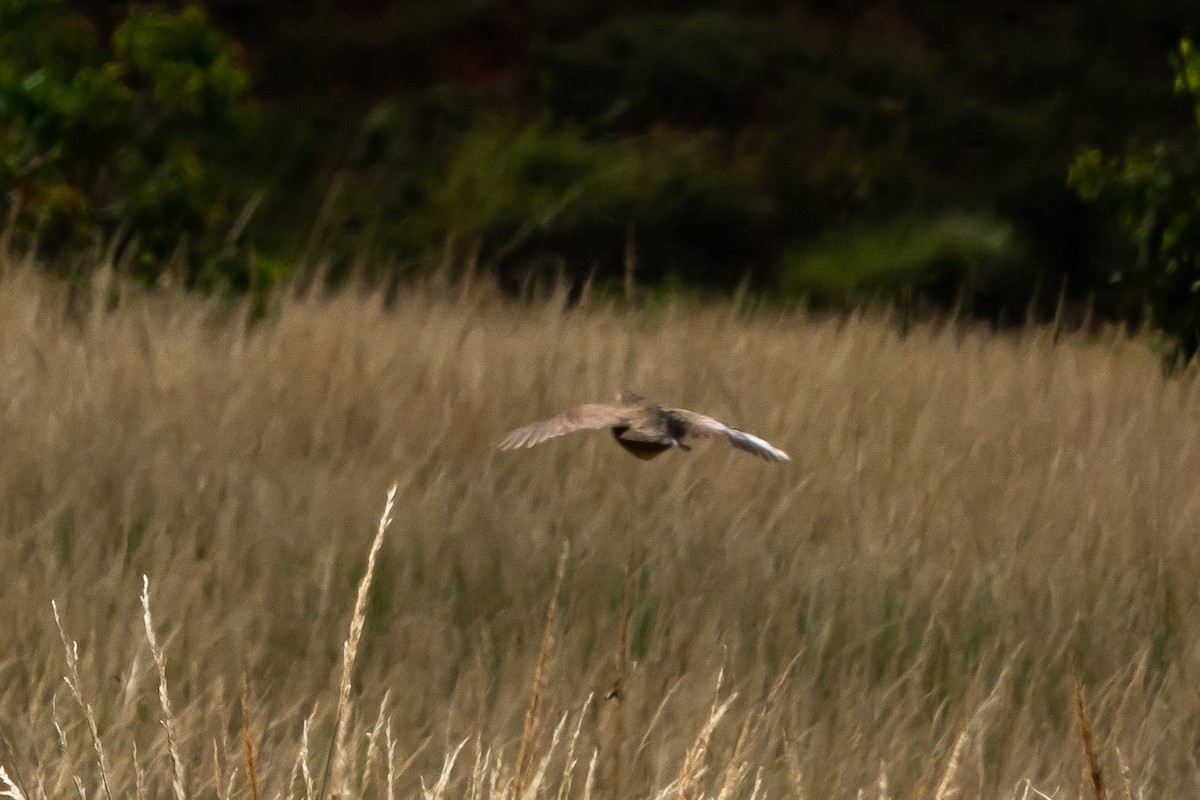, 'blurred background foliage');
1069,37,1200,369
2,0,1200,333
0,0,273,288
